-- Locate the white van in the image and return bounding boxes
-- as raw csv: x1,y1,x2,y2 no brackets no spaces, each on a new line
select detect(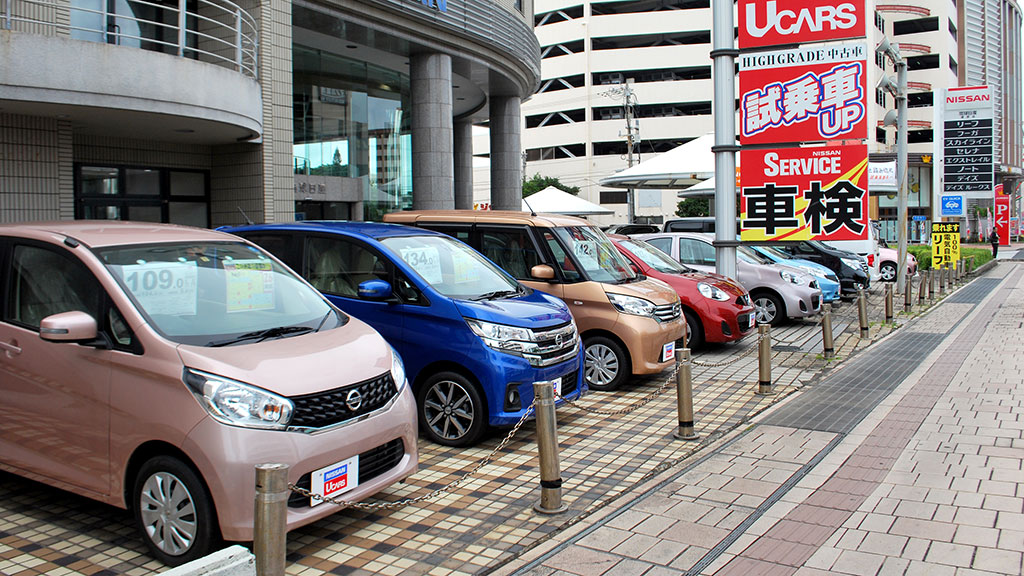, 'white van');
820,222,881,282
